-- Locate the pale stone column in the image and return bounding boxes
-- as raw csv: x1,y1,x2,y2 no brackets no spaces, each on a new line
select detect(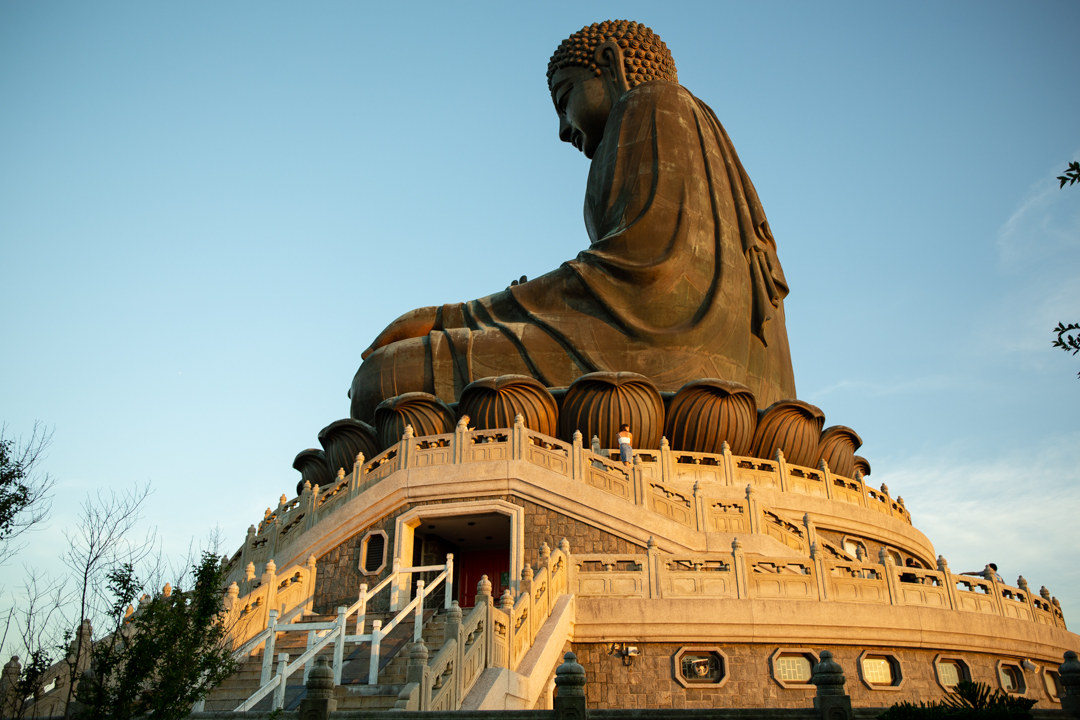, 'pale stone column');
719,439,733,486
571,430,585,481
